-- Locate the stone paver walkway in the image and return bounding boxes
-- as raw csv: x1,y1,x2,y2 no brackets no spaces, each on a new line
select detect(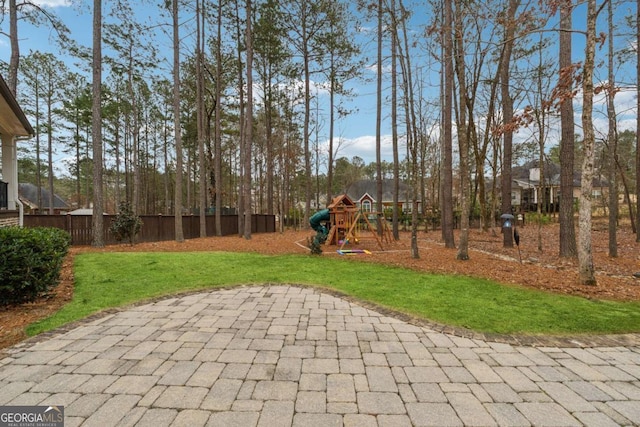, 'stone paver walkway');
1,285,639,426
